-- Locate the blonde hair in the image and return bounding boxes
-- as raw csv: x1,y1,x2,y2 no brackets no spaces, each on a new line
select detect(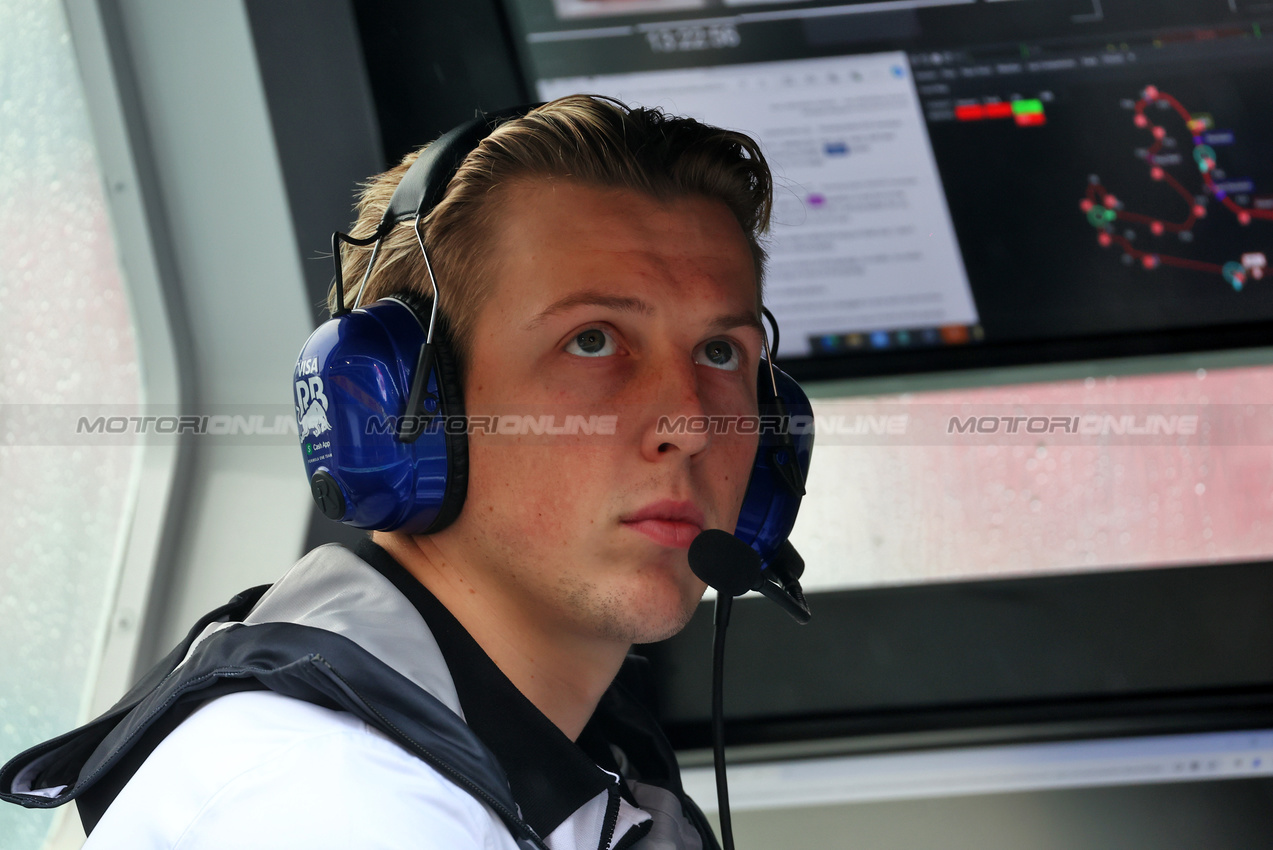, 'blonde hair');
330,95,773,372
